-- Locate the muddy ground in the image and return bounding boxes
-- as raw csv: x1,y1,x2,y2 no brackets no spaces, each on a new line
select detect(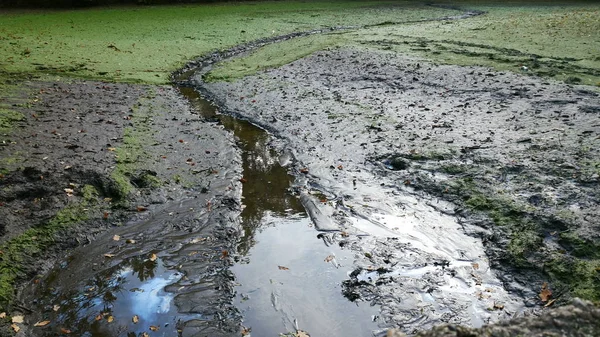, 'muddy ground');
0,79,243,336
1,4,599,337
198,46,600,332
